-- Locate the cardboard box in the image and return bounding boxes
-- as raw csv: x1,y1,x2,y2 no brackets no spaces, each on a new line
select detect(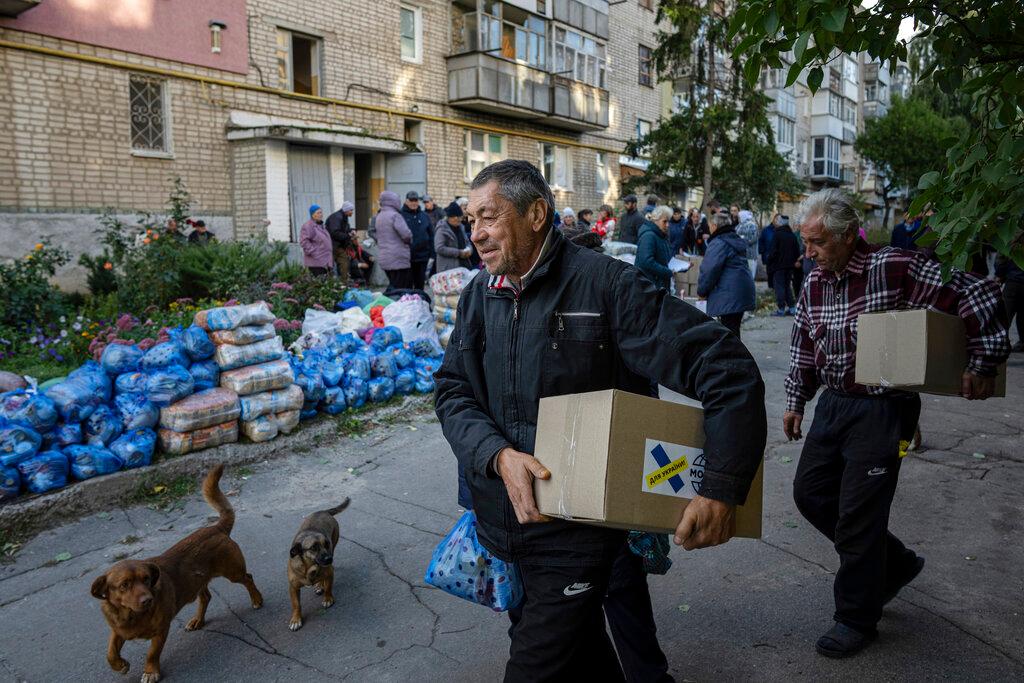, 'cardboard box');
682,256,702,284
534,389,763,538
855,309,1006,396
